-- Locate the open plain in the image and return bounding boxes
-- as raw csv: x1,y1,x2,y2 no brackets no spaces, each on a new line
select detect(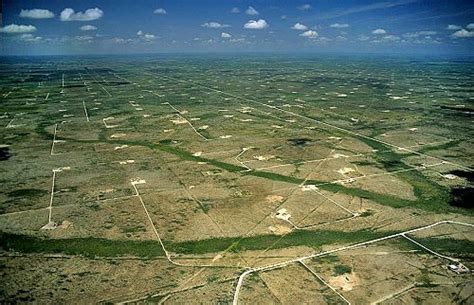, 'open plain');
0,54,473,304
